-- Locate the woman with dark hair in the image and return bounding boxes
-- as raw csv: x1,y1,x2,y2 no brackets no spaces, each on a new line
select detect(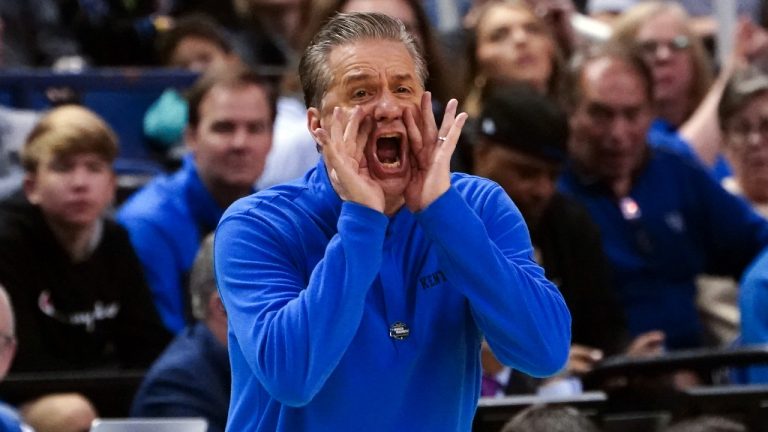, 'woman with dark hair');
455,0,567,172
463,0,567,117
